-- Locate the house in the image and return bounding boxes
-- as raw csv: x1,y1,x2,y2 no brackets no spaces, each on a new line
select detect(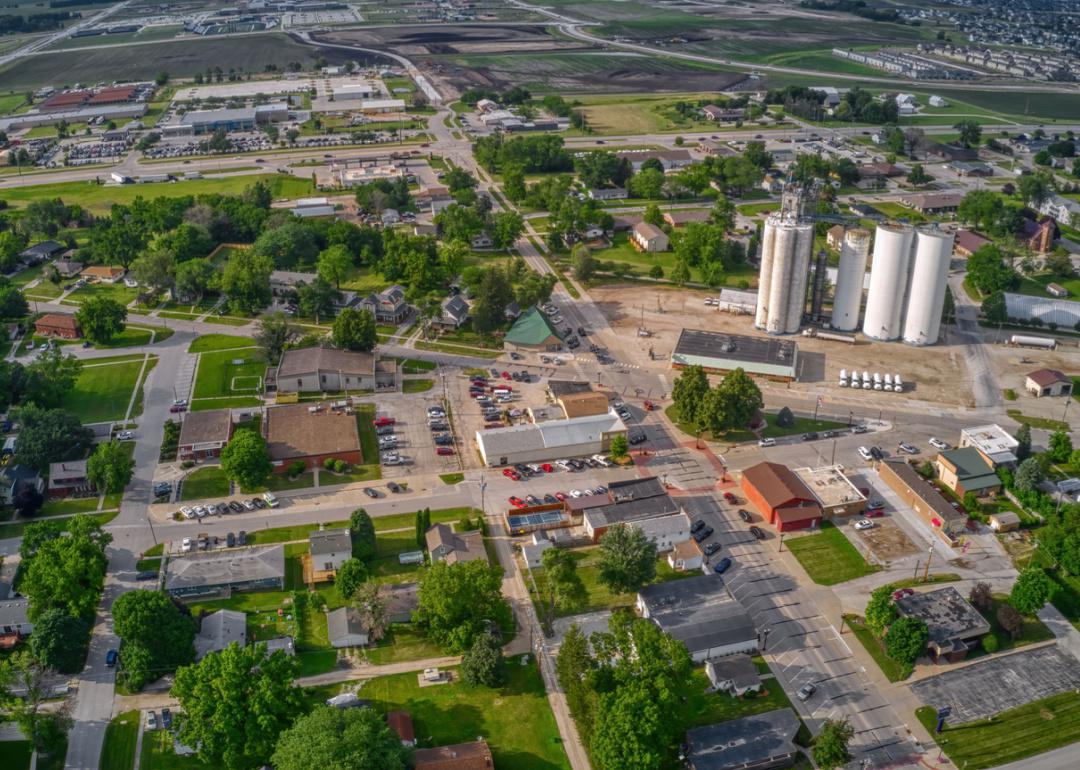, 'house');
504,306,563,351
587,187,627,201
900,193,964,214
80,265,126,283
705,653,762,696
326,607,368,647
357,285,410,324
387,711,416,747
309,528,352,573
47,459,91,498
989,511,1021,532
19,240,64,265
877,460,968,543
1025,368,1072,397
741,462,823,532
761,171,784,194
521,531,554,568
1039,194,1080,227
34,313,81,340
954,230,991,258
275,347,396,393
435,294,470,330
264,402,362,473
177,409,233,460
895,587,991,663
662,210,712,228
935,448,1002,498
959,424,1020,468
413,740,494,770
686,709,800,770
637,574,757,662
476,411,627,467
0,593,32,642
946,160,993,177
165,545,285,599
471,233,493,249
0,465,43,505
53,257,84,278
195,609,246,659
504,301,521,322
631,222,669,253
668,539,703,572
383,583,419,623
615,149,694,172
1047,282,1069,298
557,391,610,419
425,523,488,565
381,209,401,226
826,224,846,250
